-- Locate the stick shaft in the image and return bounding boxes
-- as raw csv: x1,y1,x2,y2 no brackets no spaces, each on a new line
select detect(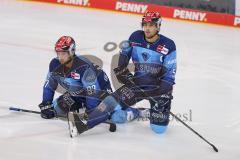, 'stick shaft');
9,107,116,132
127,79,218,152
